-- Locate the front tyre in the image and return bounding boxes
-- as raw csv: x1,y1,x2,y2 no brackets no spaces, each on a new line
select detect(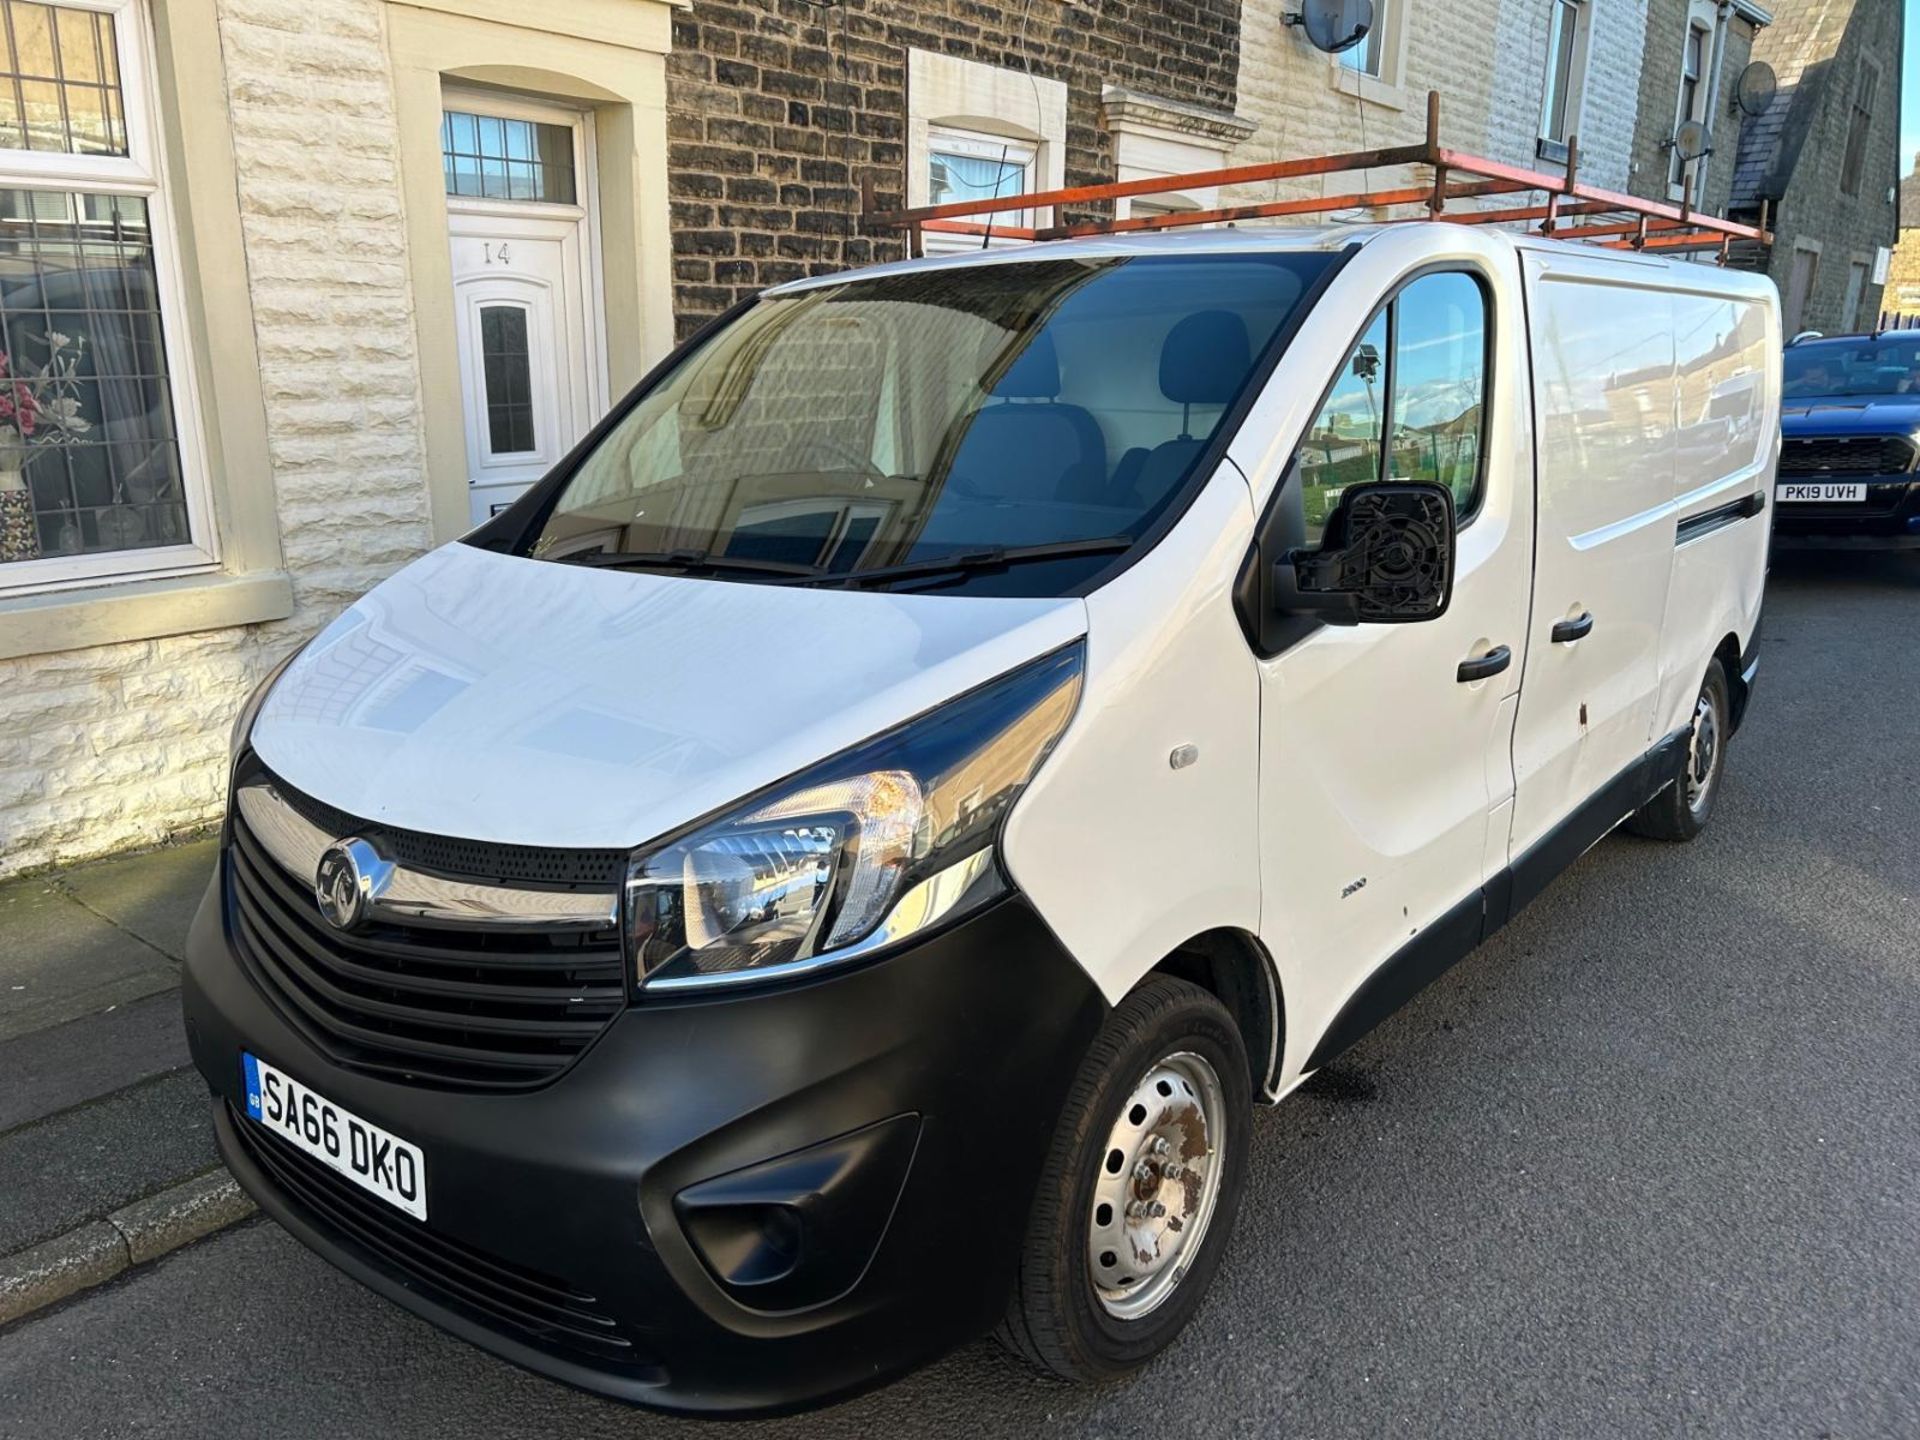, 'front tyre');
1627,657,1730,842
996,975,1250,1381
